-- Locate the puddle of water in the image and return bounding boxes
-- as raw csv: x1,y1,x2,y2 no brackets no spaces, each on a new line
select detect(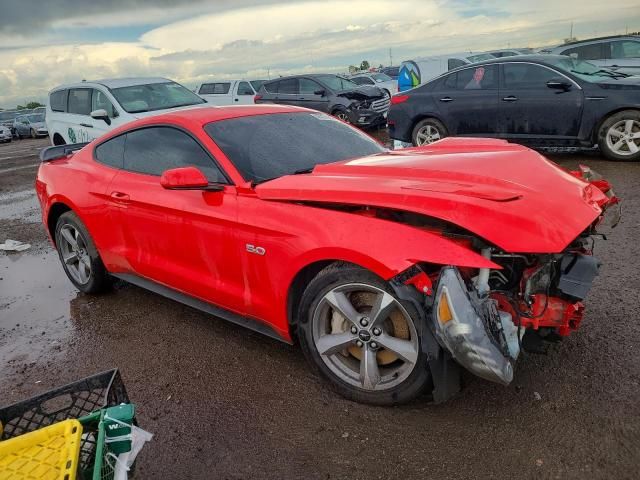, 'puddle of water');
0,188,40,223
0,250,79,373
